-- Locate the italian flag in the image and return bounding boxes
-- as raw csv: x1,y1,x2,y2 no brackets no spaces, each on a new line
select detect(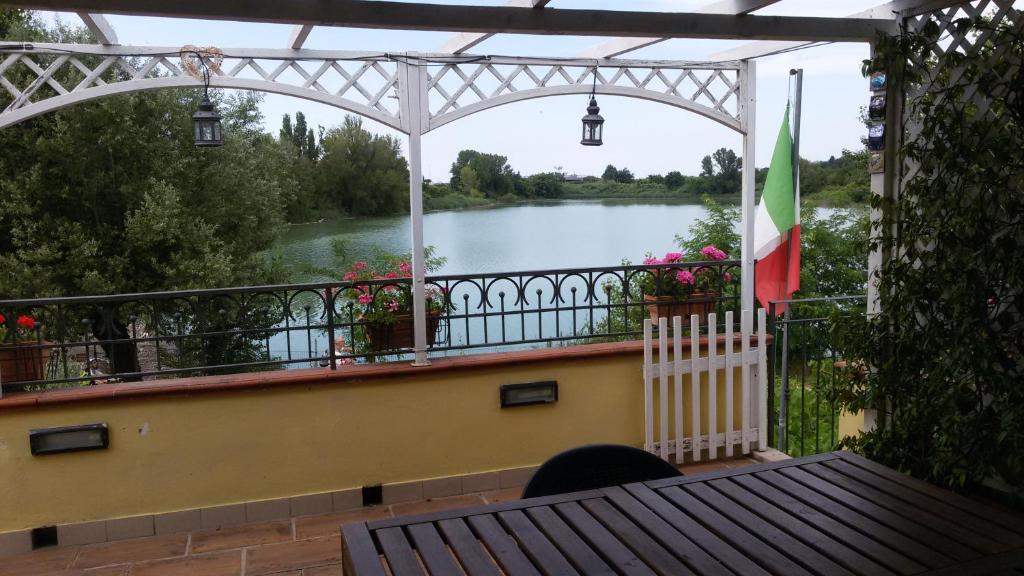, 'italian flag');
754,105,800,314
